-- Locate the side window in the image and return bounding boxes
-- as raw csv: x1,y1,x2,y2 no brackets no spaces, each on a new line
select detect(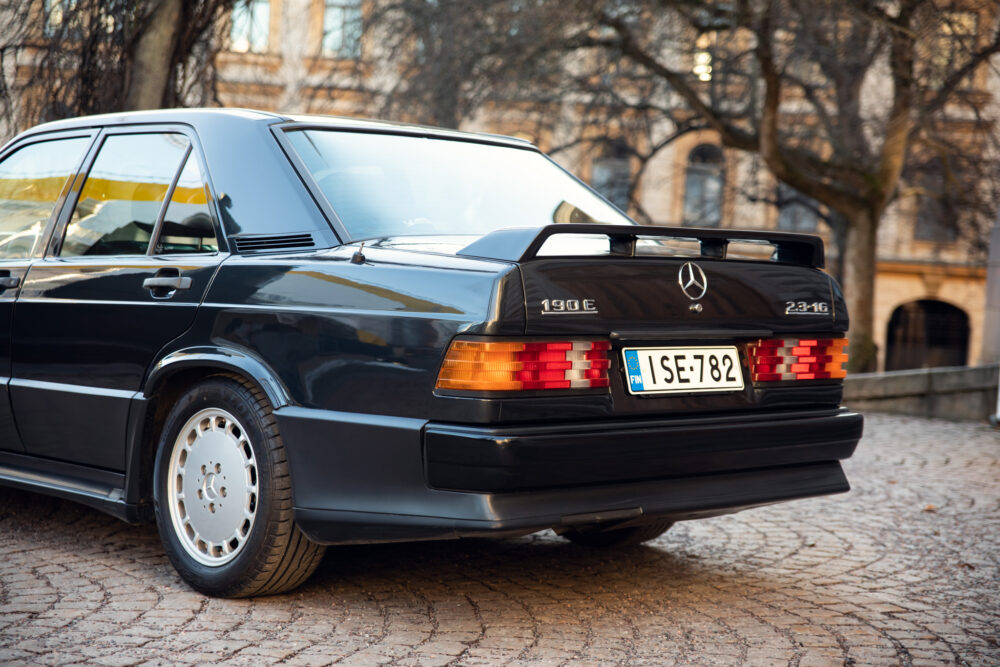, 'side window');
0,137,89,259
156,153,218,254
61,133,189,257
